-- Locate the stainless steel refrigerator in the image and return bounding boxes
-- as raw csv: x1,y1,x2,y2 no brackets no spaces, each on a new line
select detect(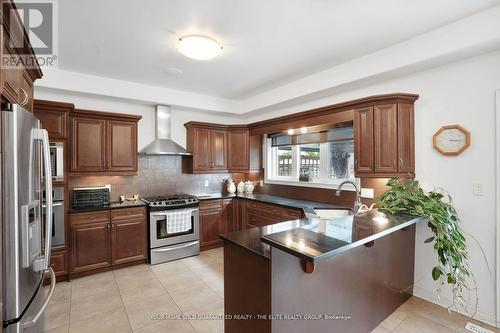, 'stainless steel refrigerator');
1,104,55,333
